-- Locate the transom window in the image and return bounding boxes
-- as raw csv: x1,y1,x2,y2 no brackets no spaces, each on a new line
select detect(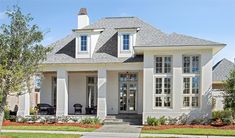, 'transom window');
183,55,200,73
155,56,172,73
80,35,87,51
123,34,130,50
183,76,200,108
154,77,172,108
